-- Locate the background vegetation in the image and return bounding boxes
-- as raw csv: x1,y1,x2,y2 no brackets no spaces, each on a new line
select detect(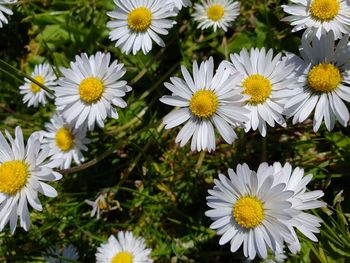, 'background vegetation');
0,0,349,262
